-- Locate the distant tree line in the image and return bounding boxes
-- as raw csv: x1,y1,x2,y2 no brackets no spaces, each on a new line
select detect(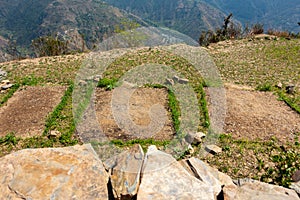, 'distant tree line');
199,13,300,47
